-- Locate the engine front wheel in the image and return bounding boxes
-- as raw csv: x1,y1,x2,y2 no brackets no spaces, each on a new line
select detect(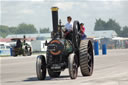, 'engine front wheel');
27,48,32,56
36,55,46,80
68,53,78,79
23,49,27,56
